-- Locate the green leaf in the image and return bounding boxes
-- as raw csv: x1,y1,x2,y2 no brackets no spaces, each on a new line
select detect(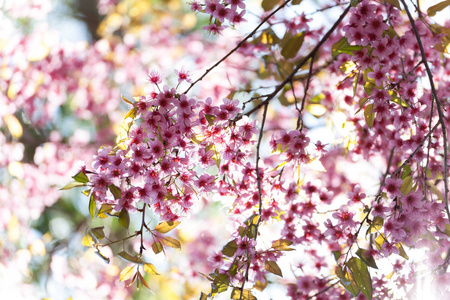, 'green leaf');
364,81,375,96
389,91,409,107
395,243,409,260
332,36,349,58
309,93,325,104
347,257,373,300
336,266,360,296
367,216,384,234
228,260,238,278
254,276,268,291
385,0,401,9
199,272,214,281
238,226,246,237
89,194,95,219
118,251,144,264
364,104,375,128
335,266,351,286
119,208,130,229
246,224,257,239
281,32,305,59
72,171,89,183
278,93,293,106
98,204,113,218
356,248,378,269
358,97,369,109
222,239,238,257
152,241,163,254
210,273,230,296
60,181,87,190
205,114,216,126
271,239,294,251
400,175,413,195
427,0,450,16
161,236,181,249
230,288,257,300
443,224,450,237
339,45,363,56
155,221,180,234
333,250,342,263
401,164,412,179
244,214,259,226
353,70,360,98
265,260,283,277
144,263,159,275
90,226,105,240
109,184,122,200
262,0,280,11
